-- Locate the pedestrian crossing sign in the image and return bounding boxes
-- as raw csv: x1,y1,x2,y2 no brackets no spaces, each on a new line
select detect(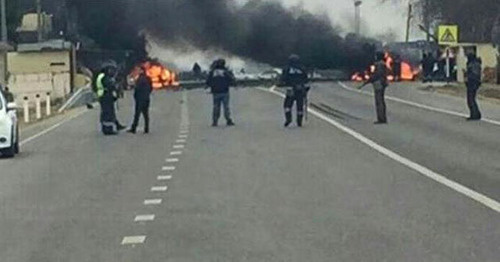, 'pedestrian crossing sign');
438,25,458,45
